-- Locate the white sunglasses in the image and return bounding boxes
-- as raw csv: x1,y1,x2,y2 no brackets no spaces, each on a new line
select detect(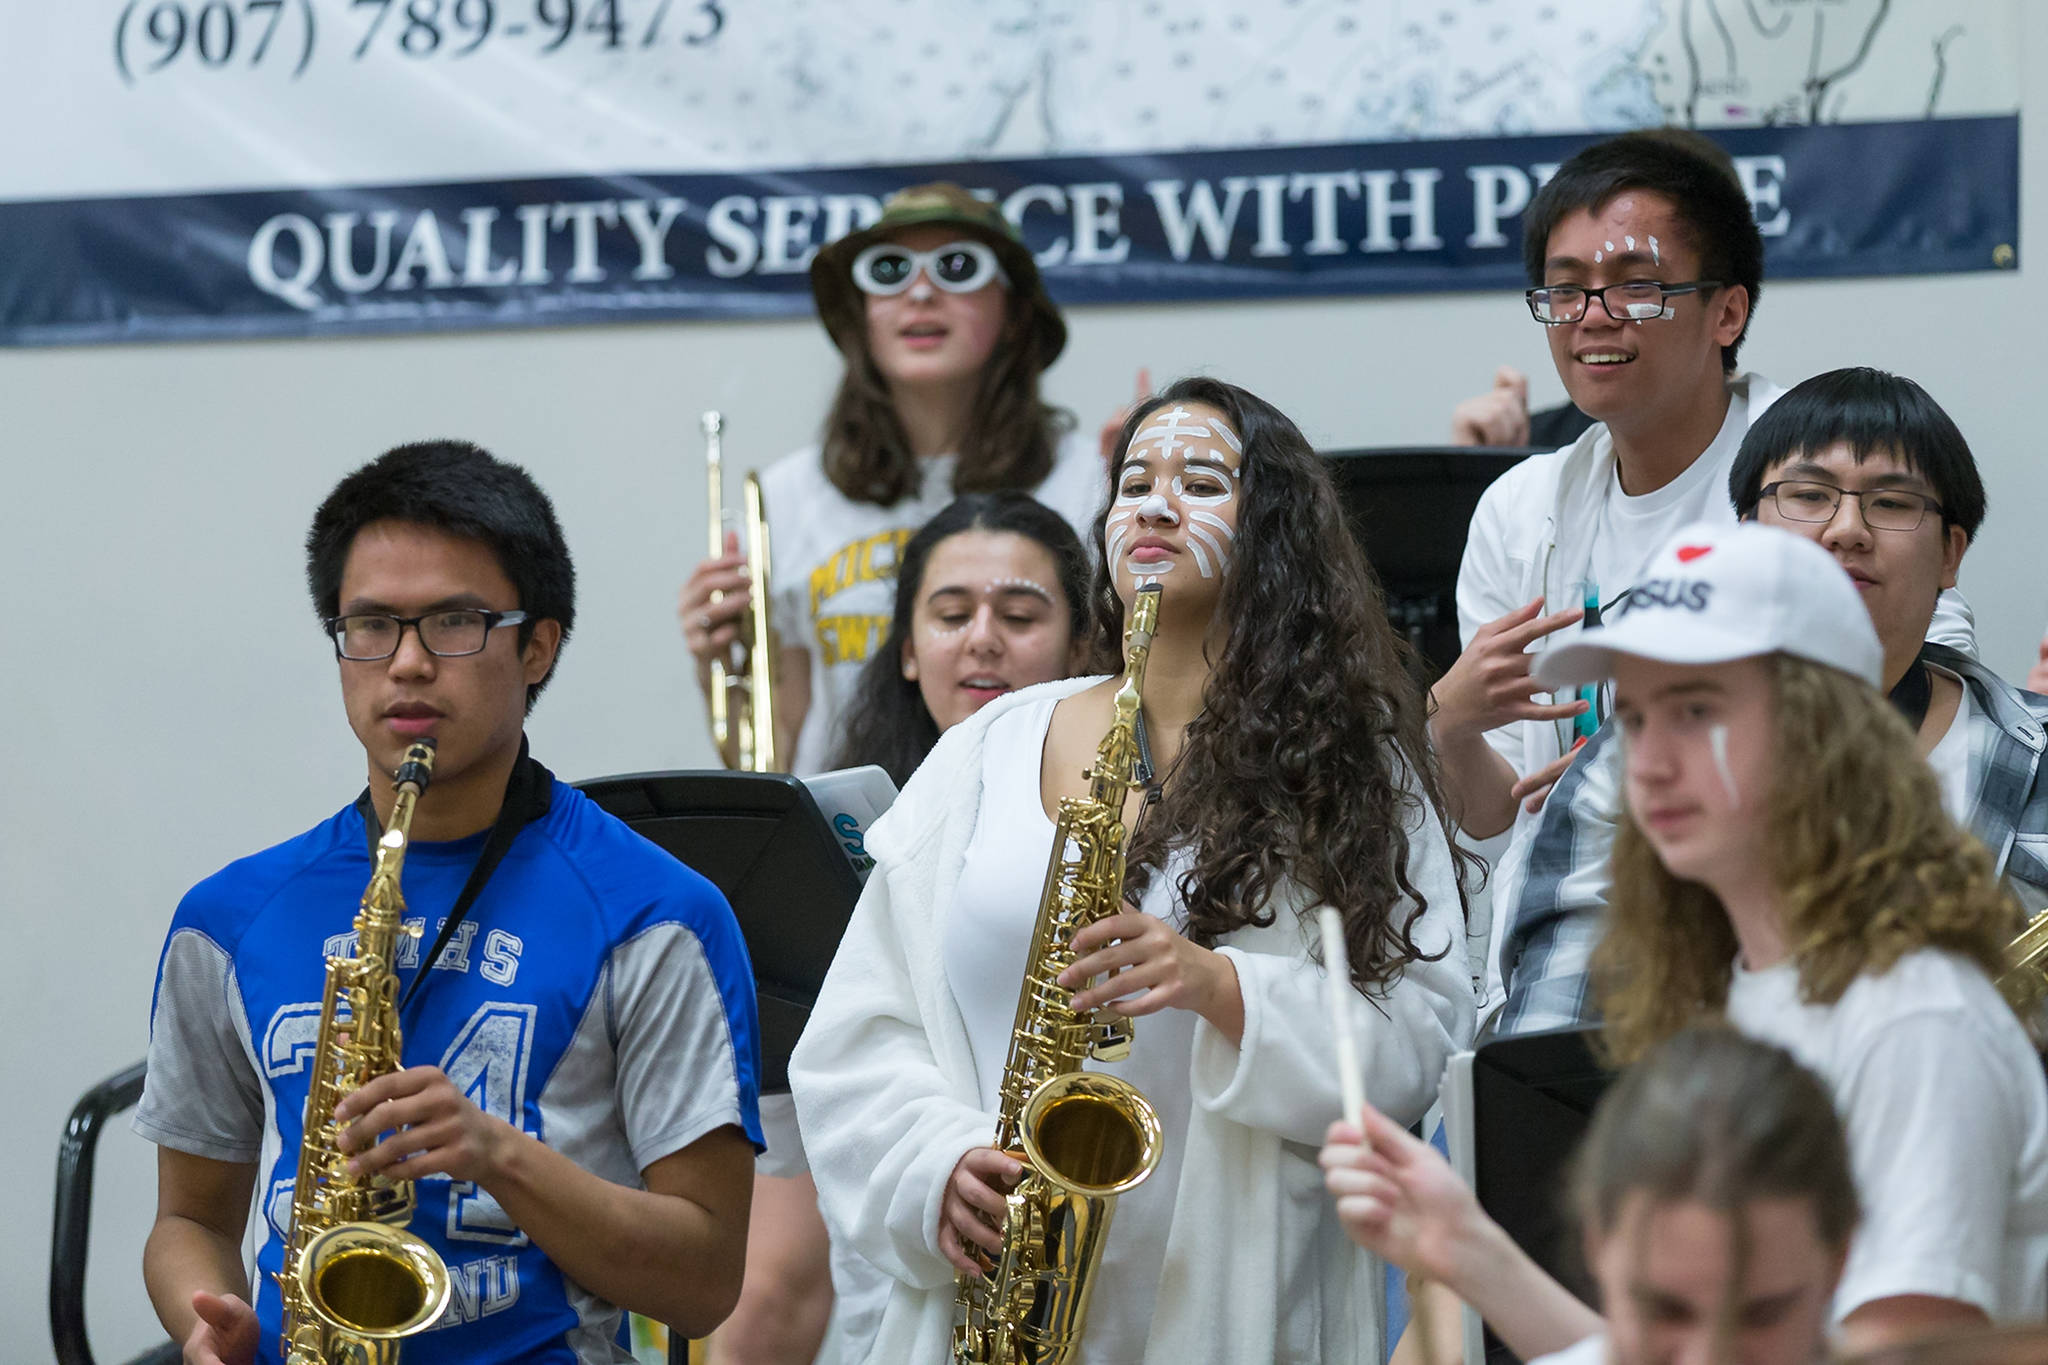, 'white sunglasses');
850,239,1011,296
